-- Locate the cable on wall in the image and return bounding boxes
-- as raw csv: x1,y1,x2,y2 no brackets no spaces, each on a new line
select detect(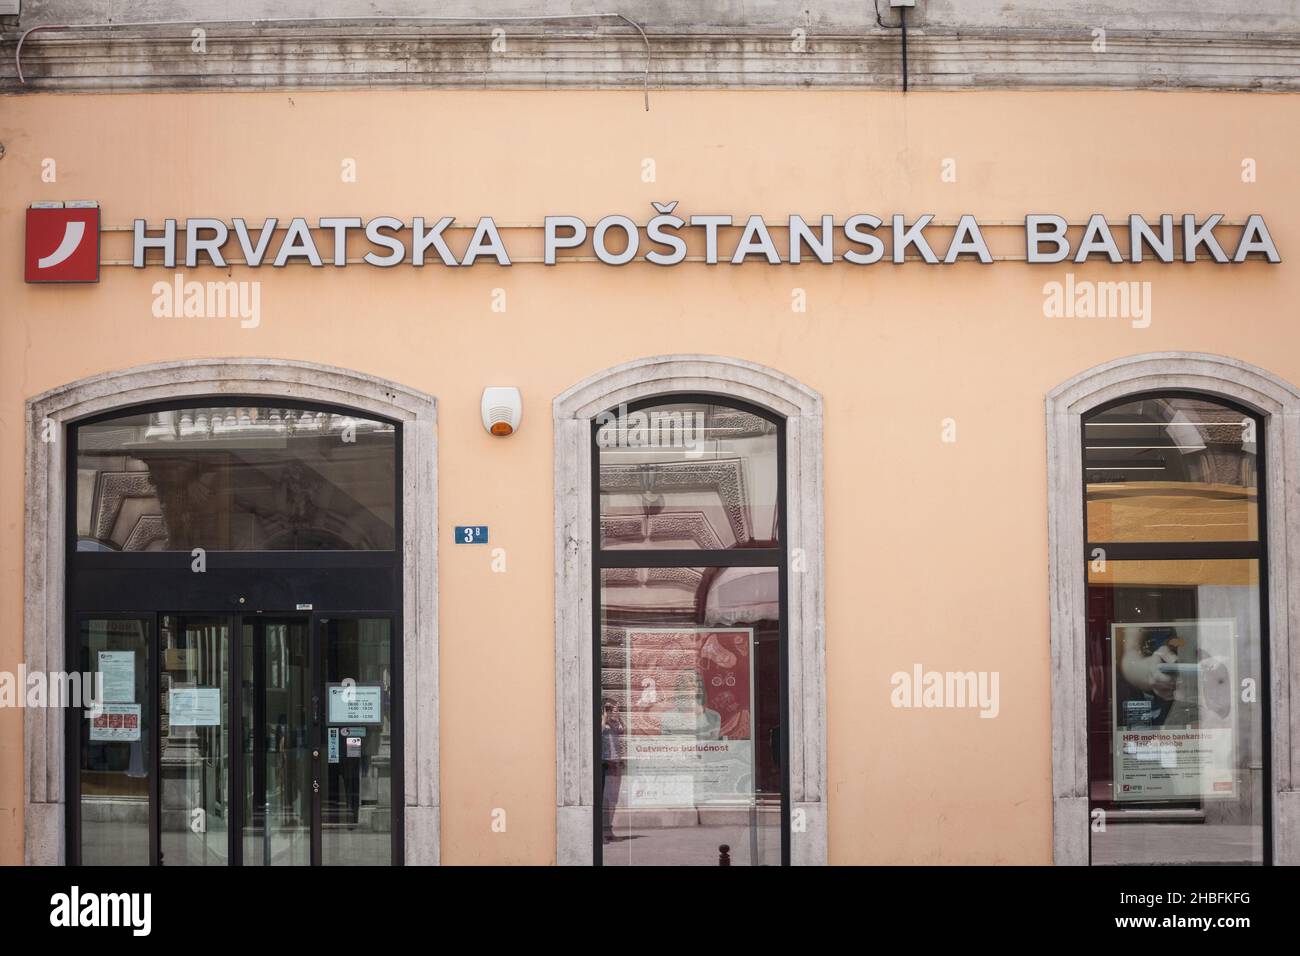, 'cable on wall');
873,0,908,92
